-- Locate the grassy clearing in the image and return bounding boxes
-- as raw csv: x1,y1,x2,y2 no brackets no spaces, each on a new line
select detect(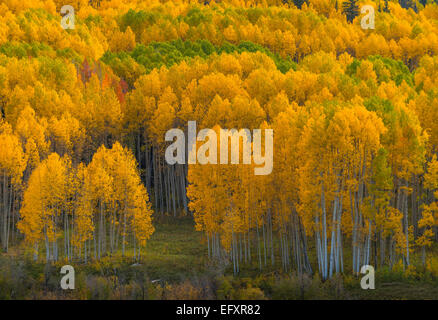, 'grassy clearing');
1,216,438,299
141,218,438,299
141,216,208,281
346,280,438,299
